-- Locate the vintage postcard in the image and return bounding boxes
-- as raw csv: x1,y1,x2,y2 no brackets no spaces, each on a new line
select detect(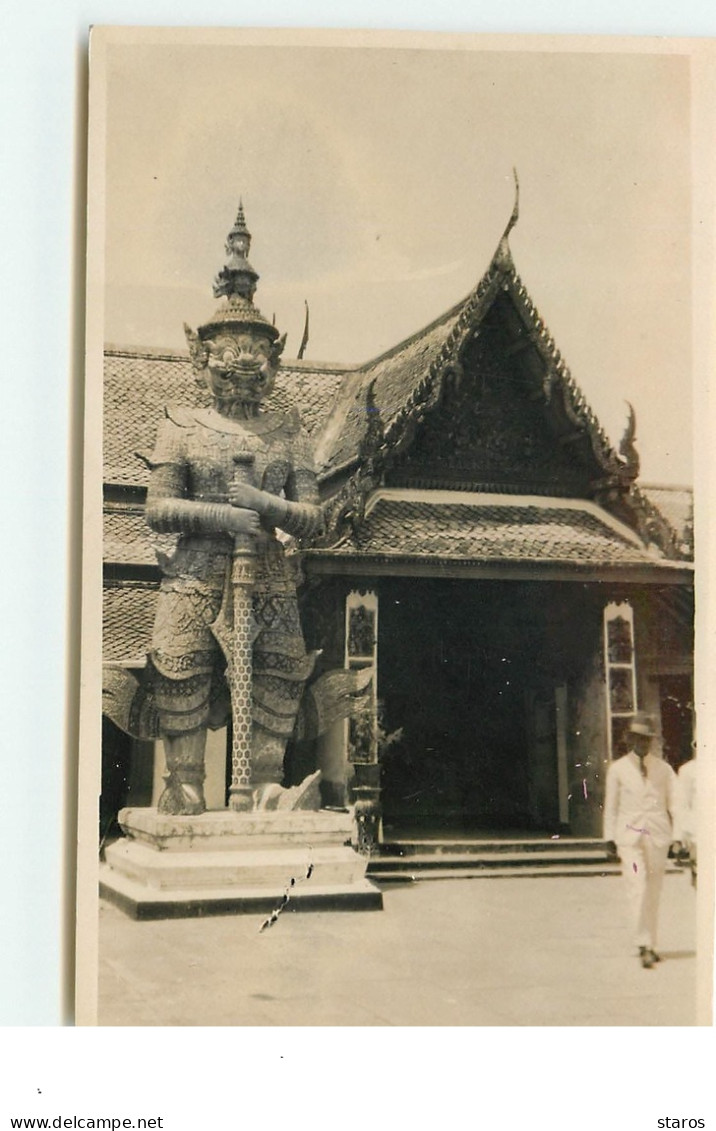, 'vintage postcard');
79,26,715,1027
